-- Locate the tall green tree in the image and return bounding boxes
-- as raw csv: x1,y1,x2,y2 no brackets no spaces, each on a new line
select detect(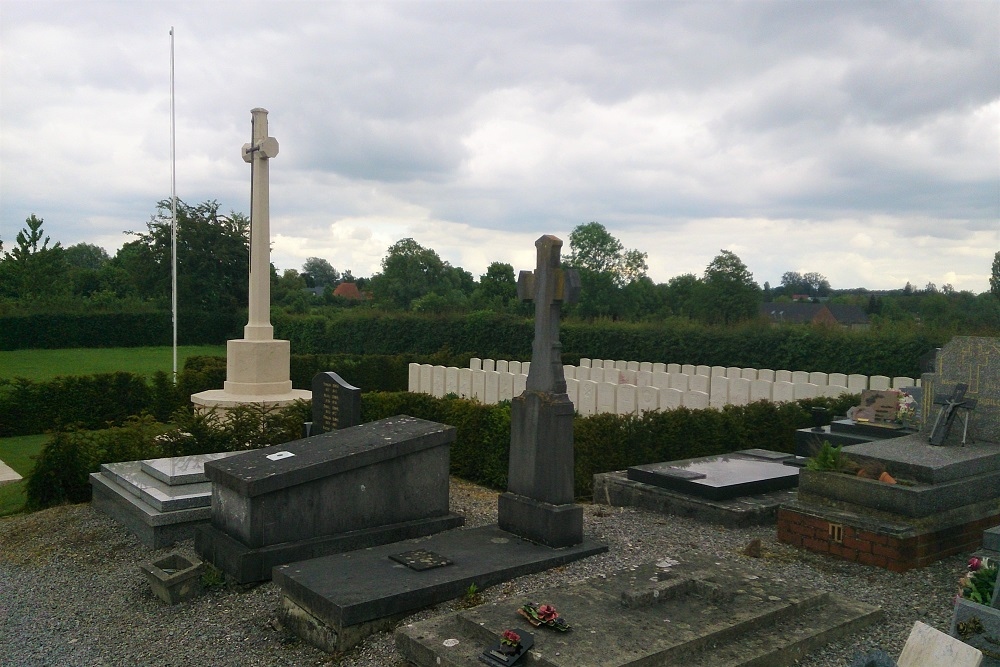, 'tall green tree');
117,199,249,313
566,222,648,287
472,261,518,311
698,250,761,325
991,251,1000,299
368,238,472,310
301,257,339,288
2,214,69,299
